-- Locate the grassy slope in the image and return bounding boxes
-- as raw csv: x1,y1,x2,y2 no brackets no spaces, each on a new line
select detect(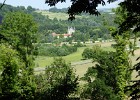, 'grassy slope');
36,10,82,20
